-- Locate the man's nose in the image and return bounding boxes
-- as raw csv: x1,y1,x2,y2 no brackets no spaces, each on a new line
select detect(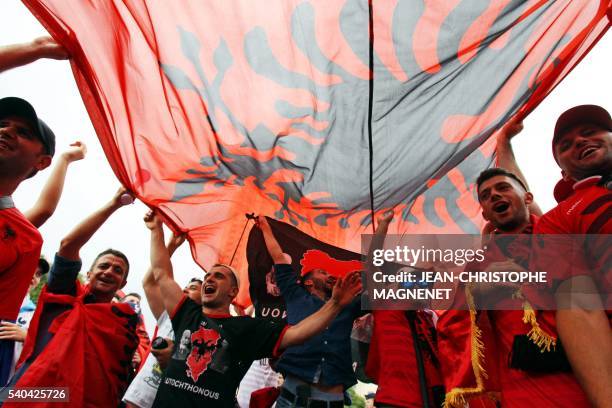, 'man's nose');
574,136,590,149
0,127,16,139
